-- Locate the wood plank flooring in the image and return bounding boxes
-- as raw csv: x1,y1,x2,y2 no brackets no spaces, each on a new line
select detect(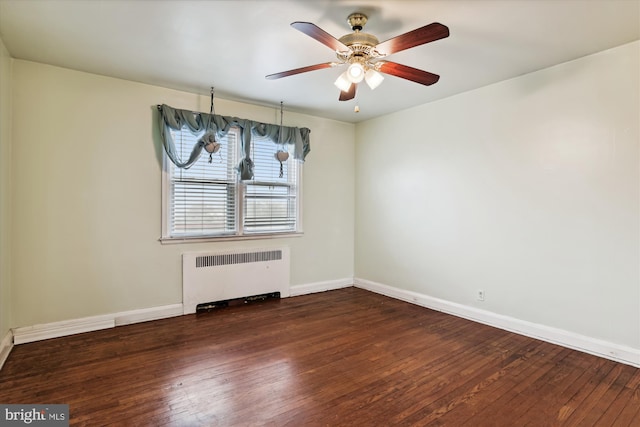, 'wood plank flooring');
1,287,638,426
